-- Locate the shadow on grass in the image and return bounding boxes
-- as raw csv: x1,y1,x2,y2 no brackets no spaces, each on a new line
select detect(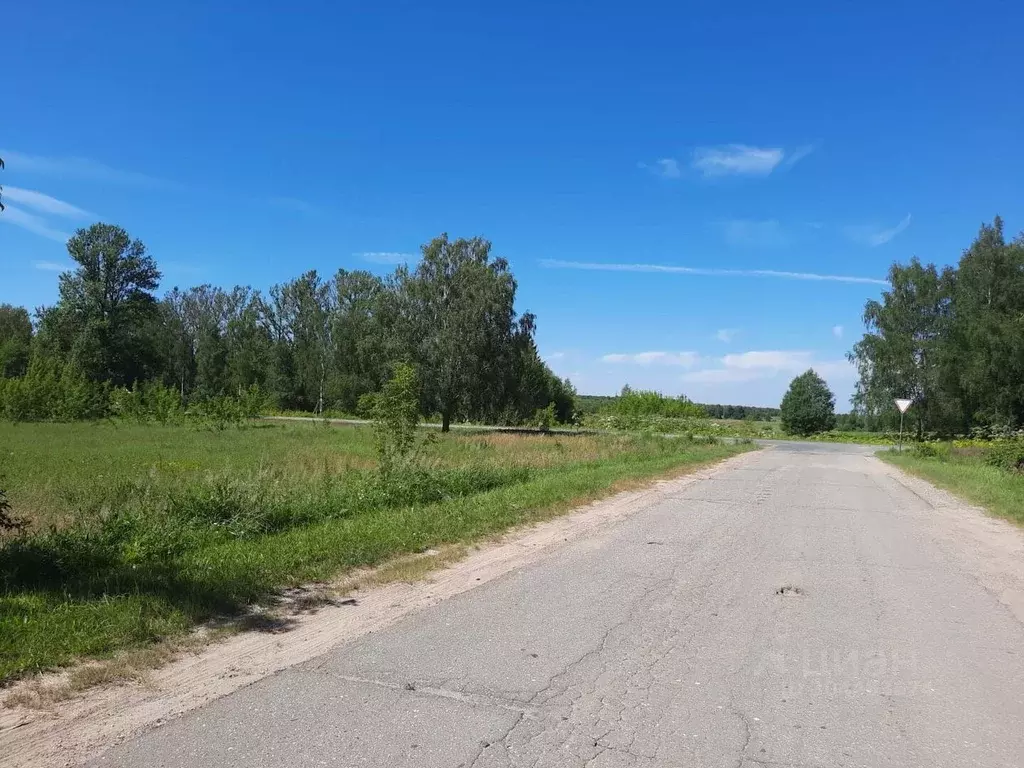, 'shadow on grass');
0,532,263,624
